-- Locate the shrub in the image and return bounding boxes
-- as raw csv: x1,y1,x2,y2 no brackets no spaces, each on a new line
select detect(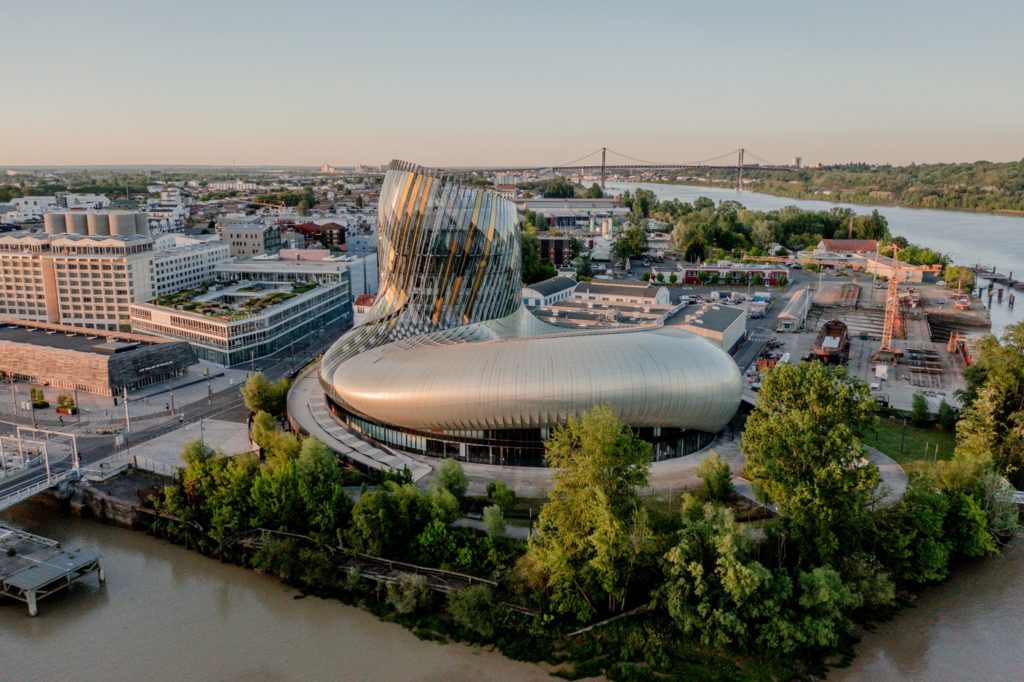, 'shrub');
911,393,930,426
697,453,733,502
482,505,506,538
386,573,430,614
447,584,497,638
669,272,678,284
